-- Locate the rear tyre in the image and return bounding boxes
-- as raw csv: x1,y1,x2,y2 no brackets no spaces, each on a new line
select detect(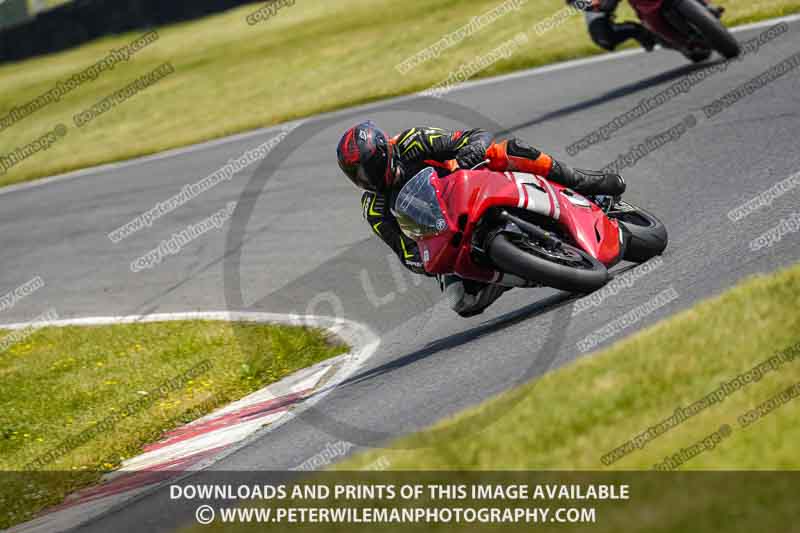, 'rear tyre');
612,204,668,263
488,233,608,293
675,0,740,59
